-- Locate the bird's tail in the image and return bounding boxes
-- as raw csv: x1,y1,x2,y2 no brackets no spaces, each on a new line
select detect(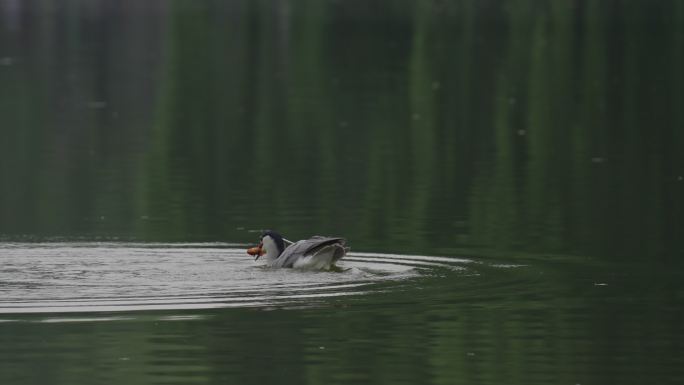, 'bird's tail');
295,244,348,270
